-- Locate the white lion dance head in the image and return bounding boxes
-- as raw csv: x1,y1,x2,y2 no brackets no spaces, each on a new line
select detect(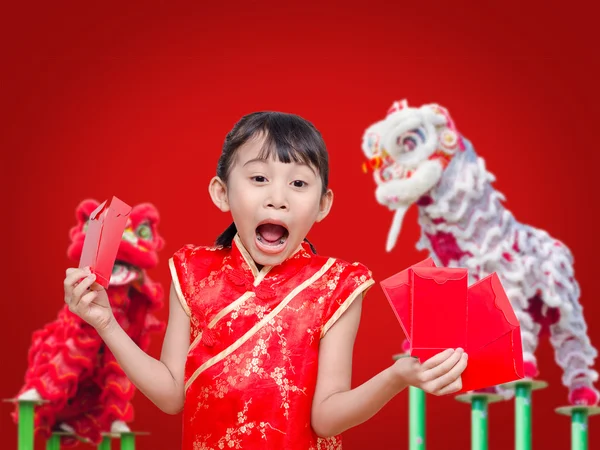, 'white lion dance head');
362,100,464,251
